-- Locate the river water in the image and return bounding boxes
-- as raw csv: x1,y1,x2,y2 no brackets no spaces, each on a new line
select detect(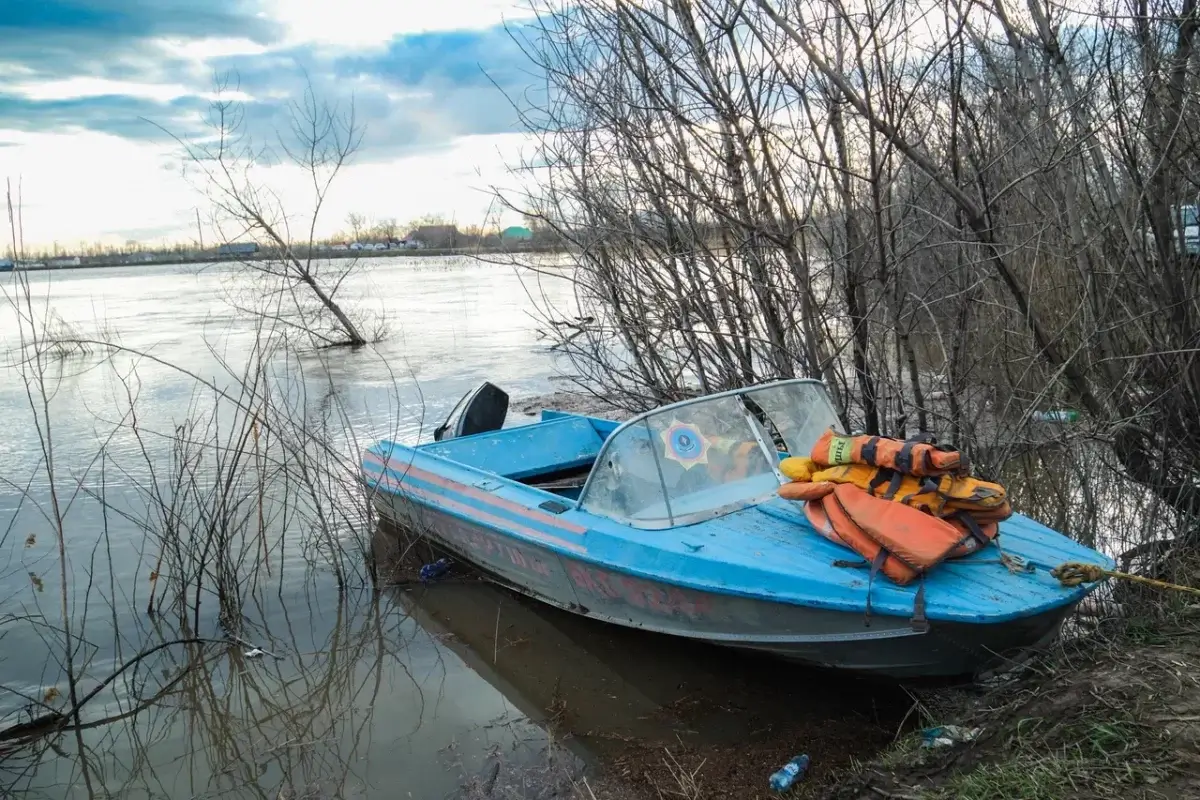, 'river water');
0,257,911,799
